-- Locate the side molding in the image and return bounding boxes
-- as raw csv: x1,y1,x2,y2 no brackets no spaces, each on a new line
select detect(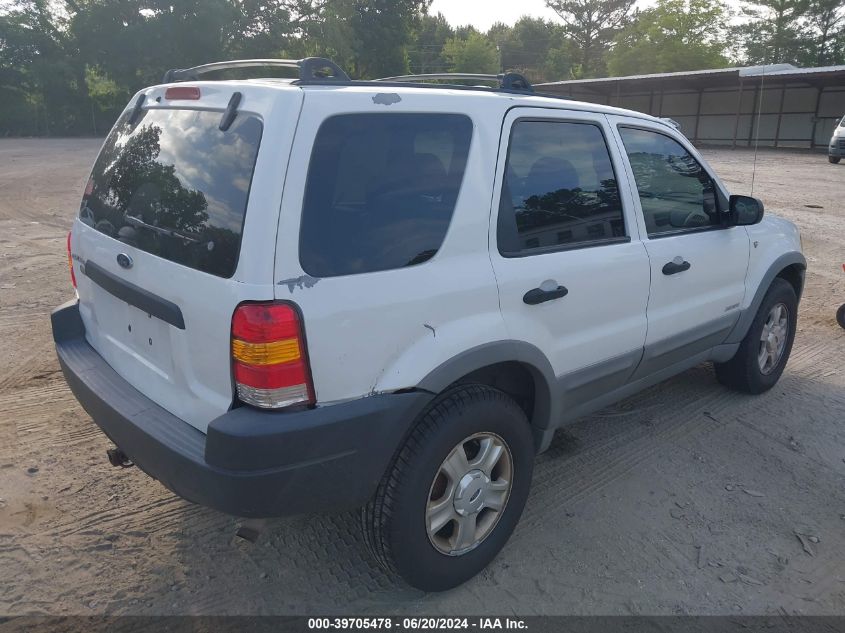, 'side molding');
632,312,739,380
